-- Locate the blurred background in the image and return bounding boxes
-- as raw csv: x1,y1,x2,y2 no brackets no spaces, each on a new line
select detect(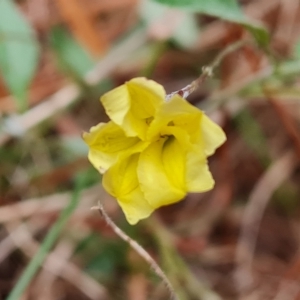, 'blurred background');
0,0,300,299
